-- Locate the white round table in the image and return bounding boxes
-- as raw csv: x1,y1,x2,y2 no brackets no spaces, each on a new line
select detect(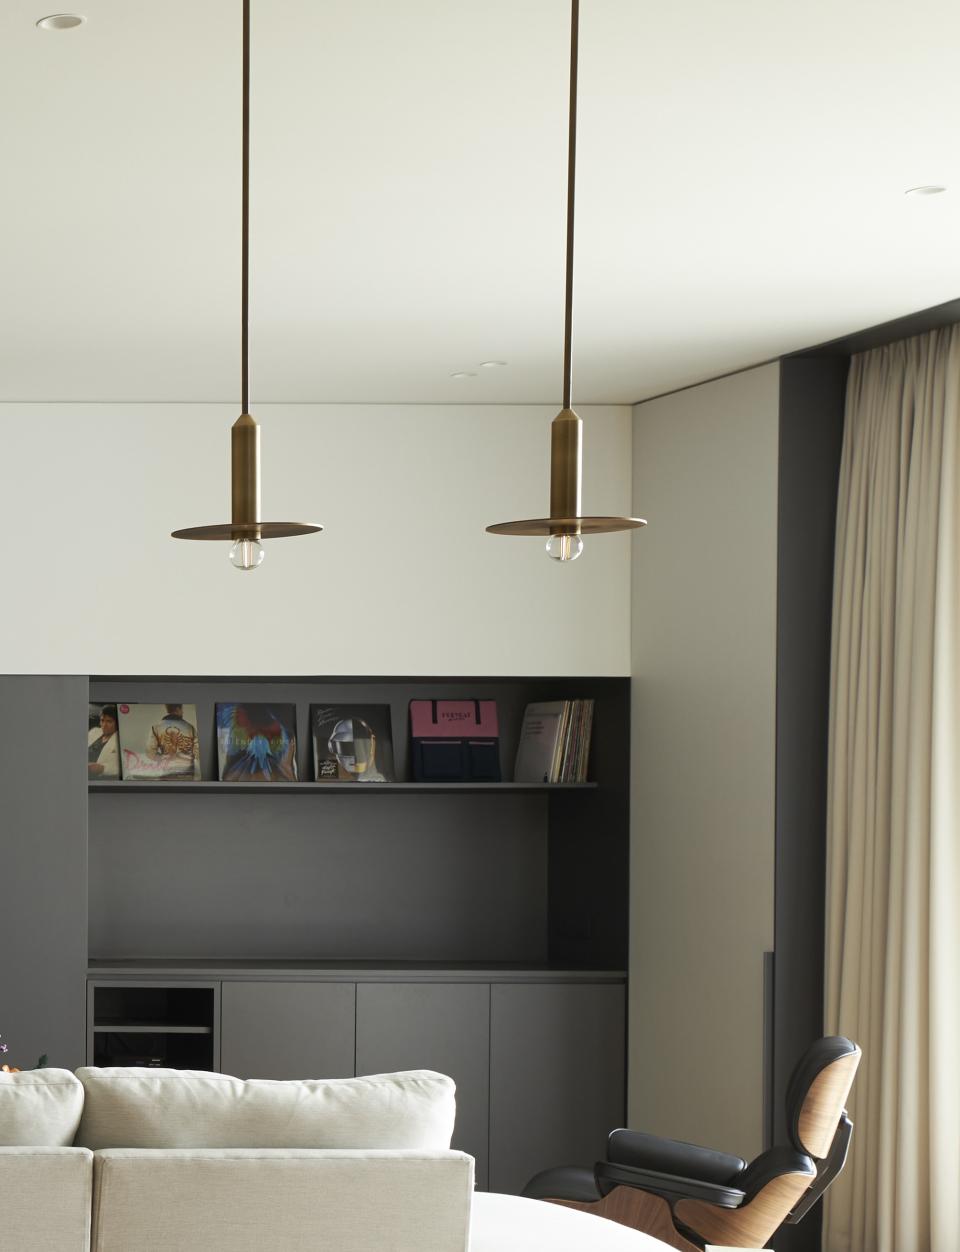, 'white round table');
470,1192,677,1251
